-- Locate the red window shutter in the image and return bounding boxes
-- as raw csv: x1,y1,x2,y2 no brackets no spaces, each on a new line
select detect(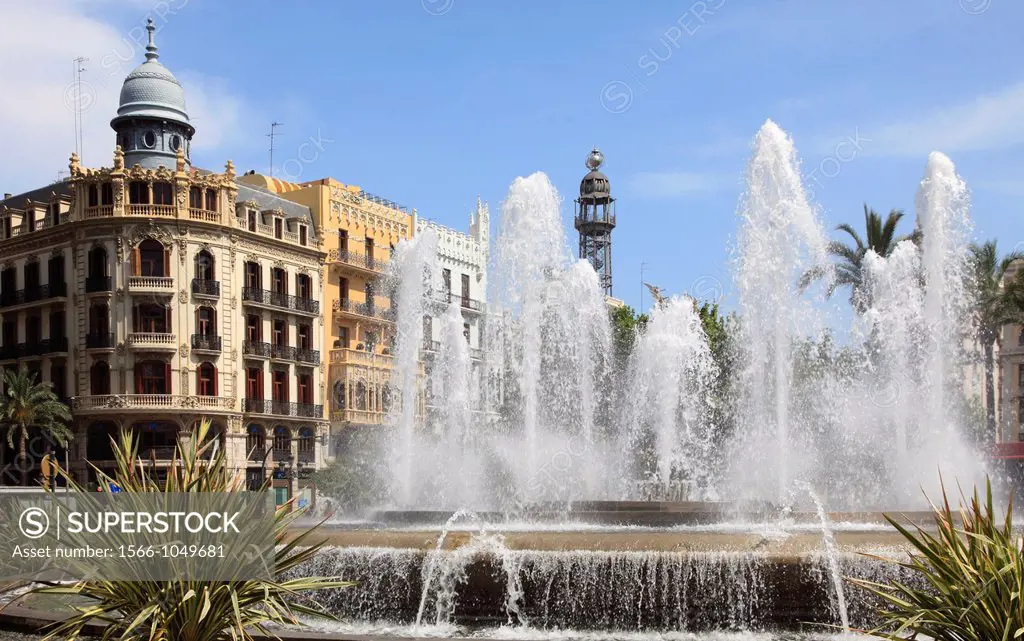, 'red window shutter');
196,368,202,395
131,247,140,276
165,306,171,330
135,367,142,394
165,363,172,393
163,249,170,278
213,368,218,396
257,368,264,399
